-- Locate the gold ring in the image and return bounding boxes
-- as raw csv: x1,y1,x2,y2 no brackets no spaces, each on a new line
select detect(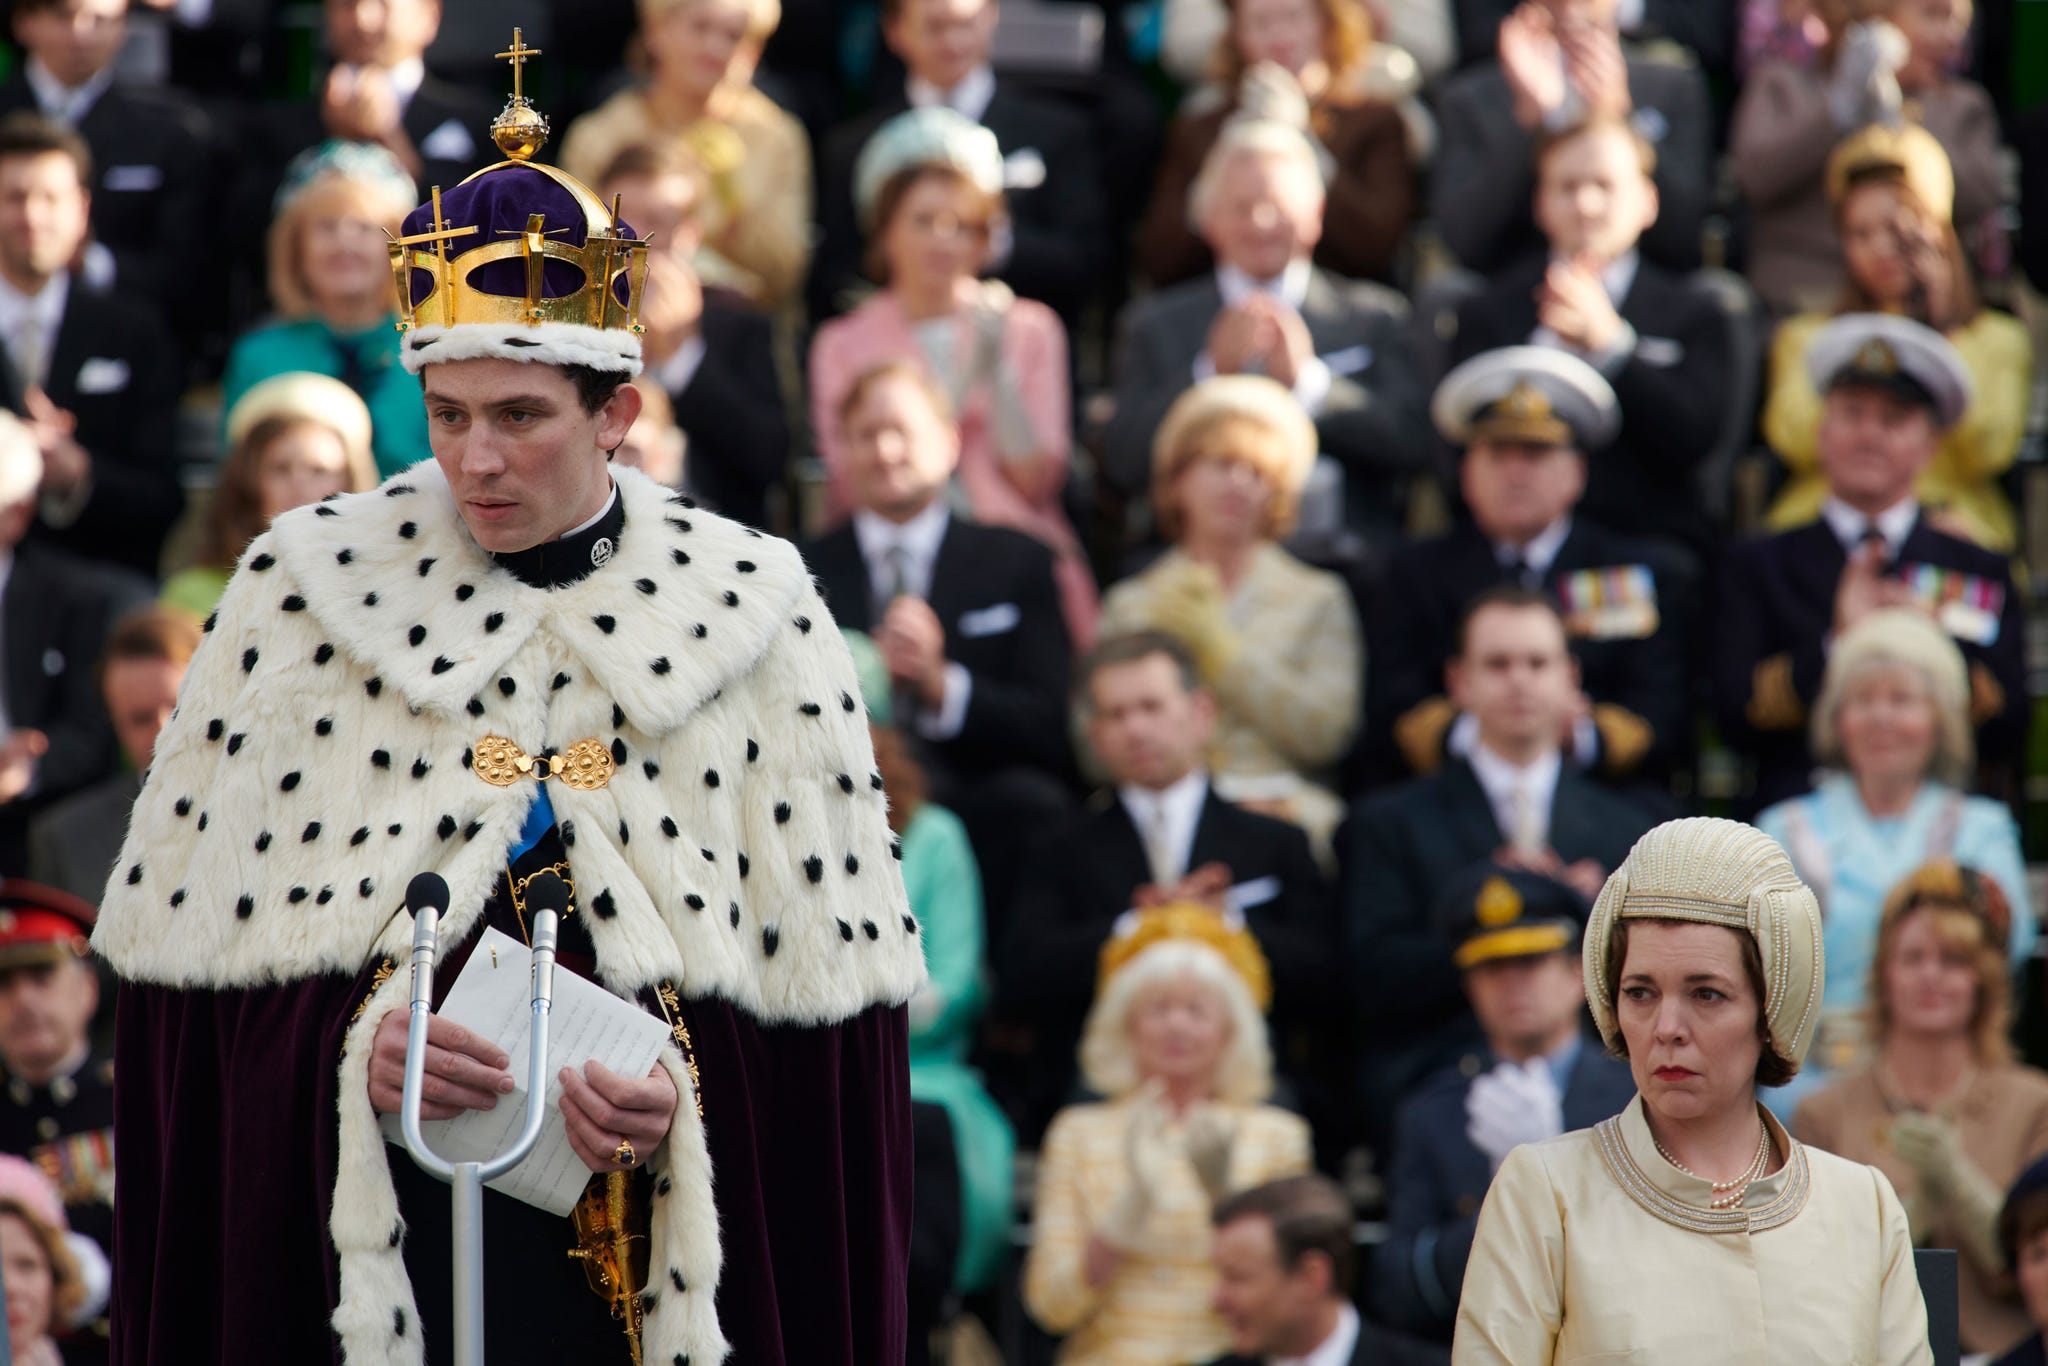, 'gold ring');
613,1139,636,1167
